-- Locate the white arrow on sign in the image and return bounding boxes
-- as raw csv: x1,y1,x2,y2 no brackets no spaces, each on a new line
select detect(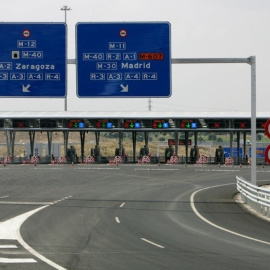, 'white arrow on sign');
120,84,128,92
22,84,31,93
